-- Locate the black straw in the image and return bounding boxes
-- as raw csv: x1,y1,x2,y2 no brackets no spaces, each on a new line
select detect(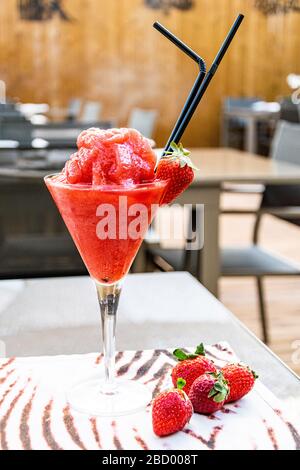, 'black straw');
153,22,207,153
164,70,206,152
164,13,244,151
153,21,202,66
